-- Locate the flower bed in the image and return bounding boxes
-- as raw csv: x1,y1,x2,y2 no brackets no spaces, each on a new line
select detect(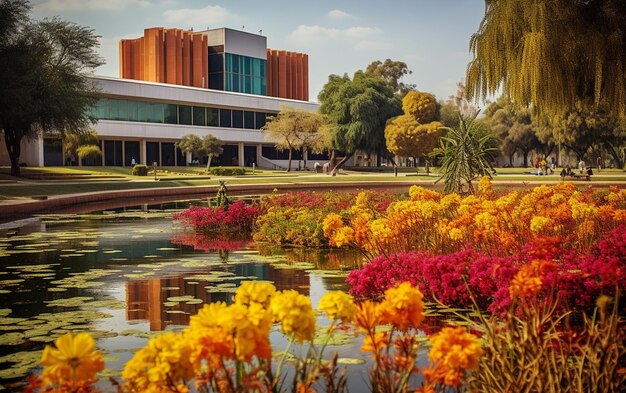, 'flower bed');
173,200,262,234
